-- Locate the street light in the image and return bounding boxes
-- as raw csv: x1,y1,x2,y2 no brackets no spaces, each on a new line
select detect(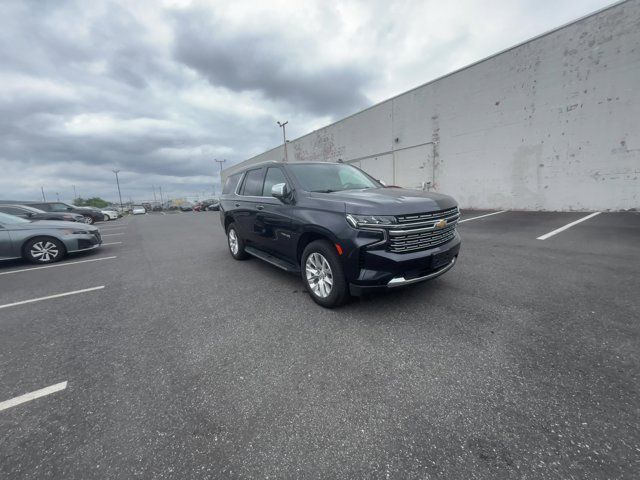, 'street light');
277,121,289,162
215,159,226,194
112,169,124,211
